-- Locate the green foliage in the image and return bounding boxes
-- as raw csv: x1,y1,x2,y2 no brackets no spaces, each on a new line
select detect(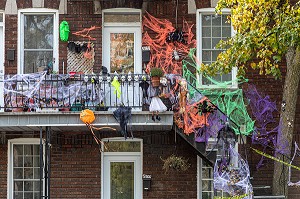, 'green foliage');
150,67,164,77
200,0,300,79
